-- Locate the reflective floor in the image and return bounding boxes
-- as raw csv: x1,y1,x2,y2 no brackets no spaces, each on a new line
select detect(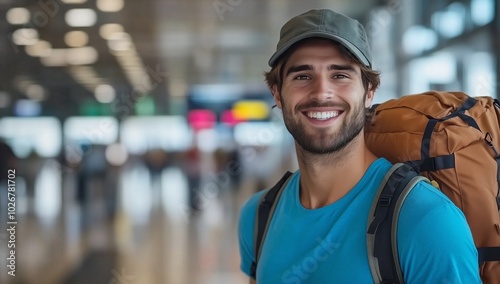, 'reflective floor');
0,151,293,284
